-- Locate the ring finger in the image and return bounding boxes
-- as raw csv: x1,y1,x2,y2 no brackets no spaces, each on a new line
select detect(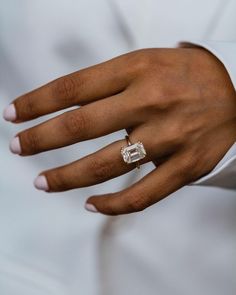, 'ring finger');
34,128,175,193
34,138,151,192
